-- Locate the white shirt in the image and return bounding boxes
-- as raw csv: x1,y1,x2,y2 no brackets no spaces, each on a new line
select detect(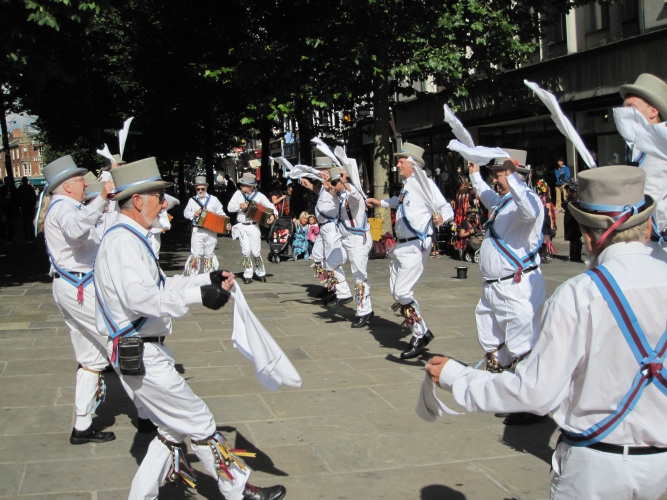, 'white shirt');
227,190,277,224
44,194,108,274
471,172,544,280
94,214,211,338
183,194,227,235
440,241,667,447
635,150,667,235
380,174,454,240
338,185,369,239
